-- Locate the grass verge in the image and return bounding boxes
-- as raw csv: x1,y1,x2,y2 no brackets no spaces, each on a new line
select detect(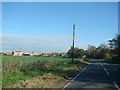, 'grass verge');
2,56,91,88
